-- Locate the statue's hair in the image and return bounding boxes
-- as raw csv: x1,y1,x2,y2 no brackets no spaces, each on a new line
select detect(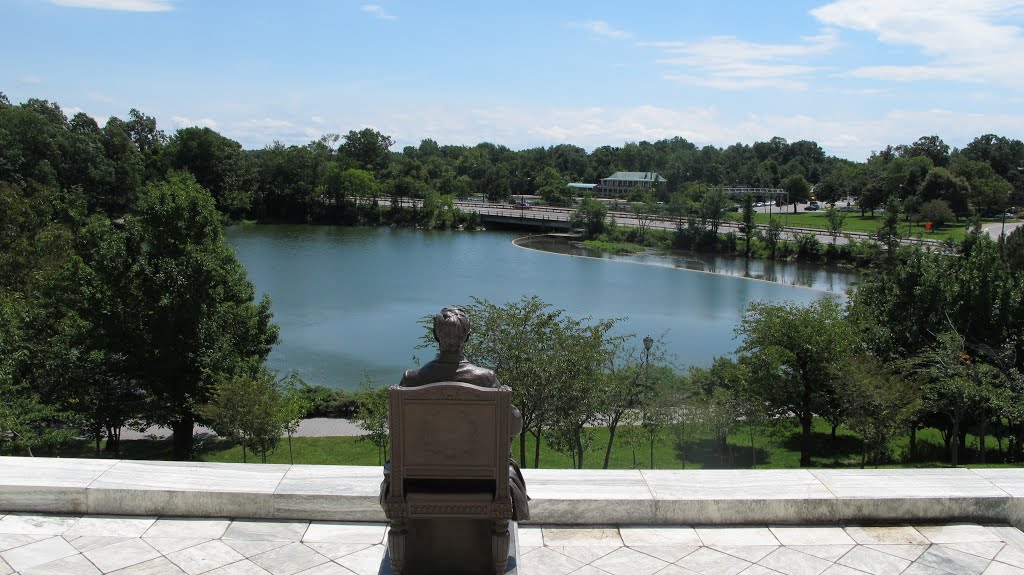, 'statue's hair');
433,306,471,353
